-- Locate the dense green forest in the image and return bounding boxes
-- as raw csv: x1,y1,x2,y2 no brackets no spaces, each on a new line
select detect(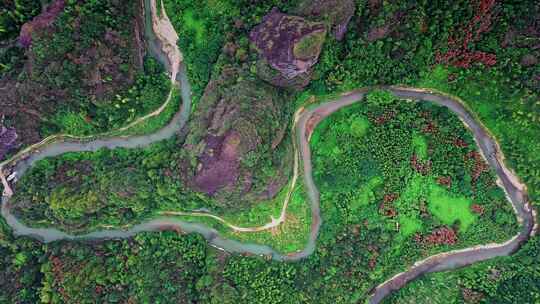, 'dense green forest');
308,0,540,204
7,90,522,302
385,235,540,303
161,0,539,204
0,0,171,161
311,92,519,248
162,0,303,103
0,0,41,75
0,0,538,303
